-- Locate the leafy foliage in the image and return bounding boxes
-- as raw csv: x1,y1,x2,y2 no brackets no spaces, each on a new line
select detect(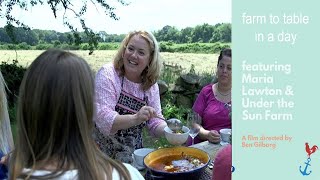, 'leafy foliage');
0,0,129,52
0,59,27,108
161,91,191,122
162,102,190,123
0,23,231,49
160,62,184,84
211,23,232,43
0,41,230,54
142,128,173,149
159,42,230,54
154,23,231,43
